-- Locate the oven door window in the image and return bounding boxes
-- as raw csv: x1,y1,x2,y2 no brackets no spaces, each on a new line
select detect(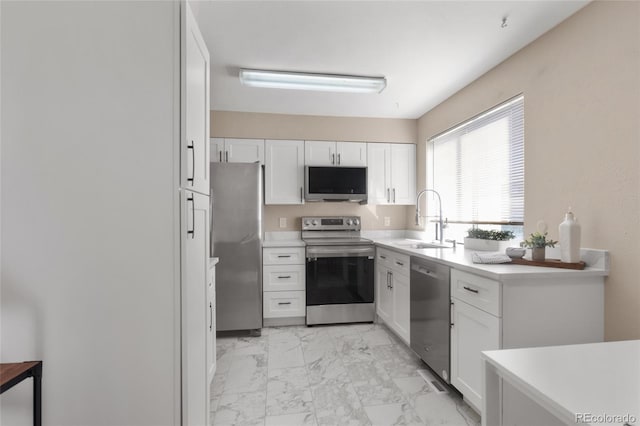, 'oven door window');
306,256,374,305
